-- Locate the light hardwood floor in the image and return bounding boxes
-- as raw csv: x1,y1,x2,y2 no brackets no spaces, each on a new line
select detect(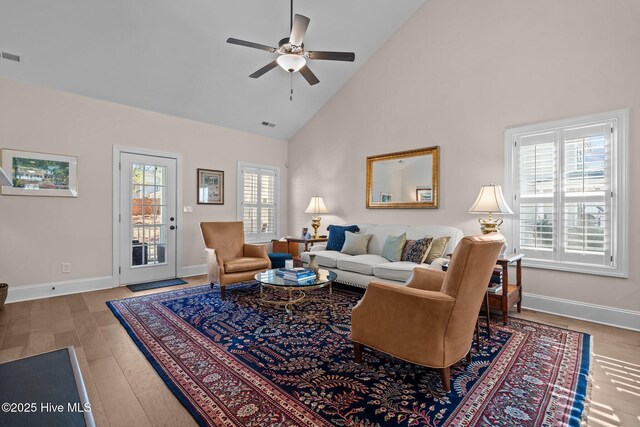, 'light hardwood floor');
0,276,638,427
